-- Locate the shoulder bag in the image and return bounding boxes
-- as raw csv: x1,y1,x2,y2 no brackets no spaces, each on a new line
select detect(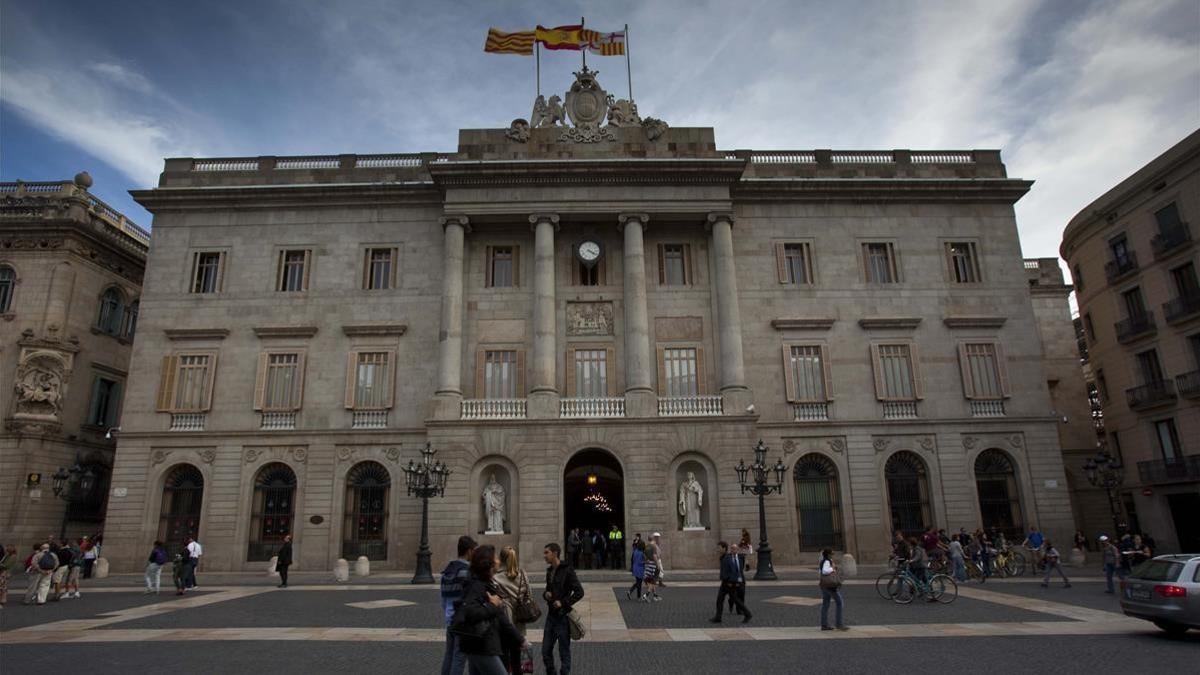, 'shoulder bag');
512,570,542,624
565,606,587,640
818,563,842,590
